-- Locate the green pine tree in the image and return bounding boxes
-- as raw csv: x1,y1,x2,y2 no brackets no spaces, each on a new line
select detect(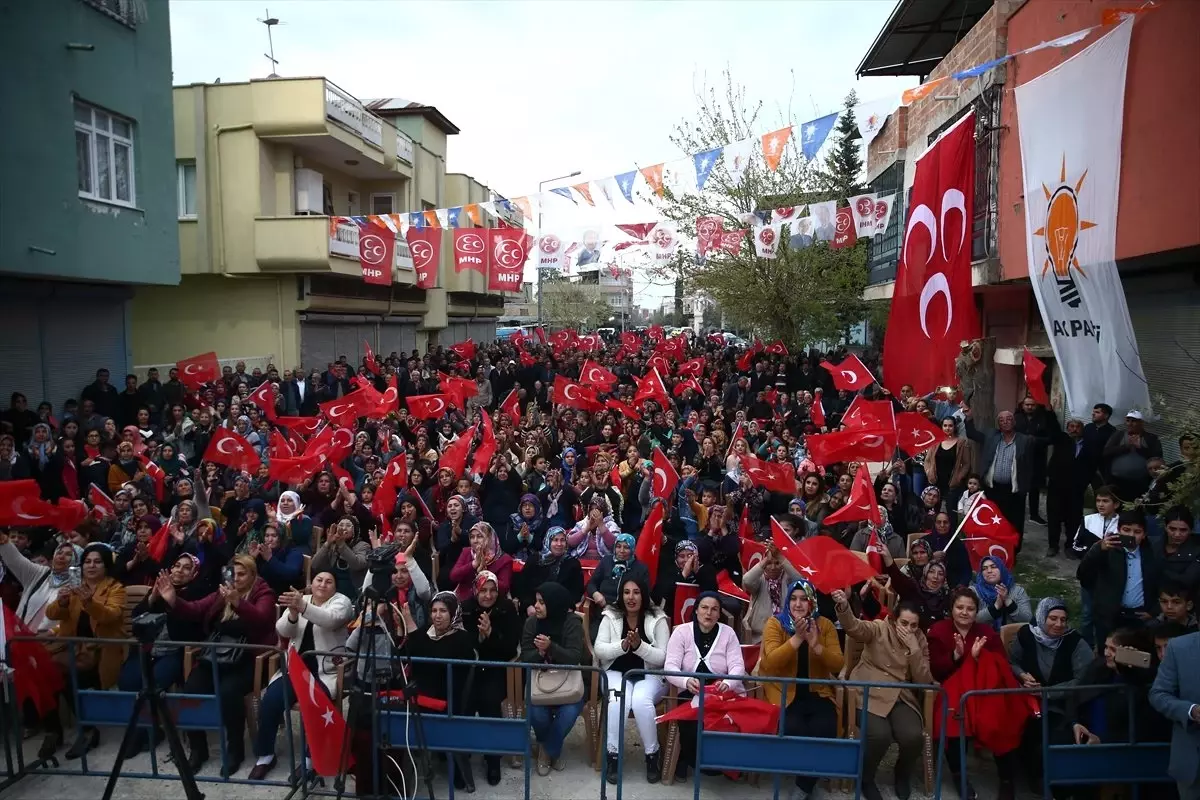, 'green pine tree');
811,90,864,202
